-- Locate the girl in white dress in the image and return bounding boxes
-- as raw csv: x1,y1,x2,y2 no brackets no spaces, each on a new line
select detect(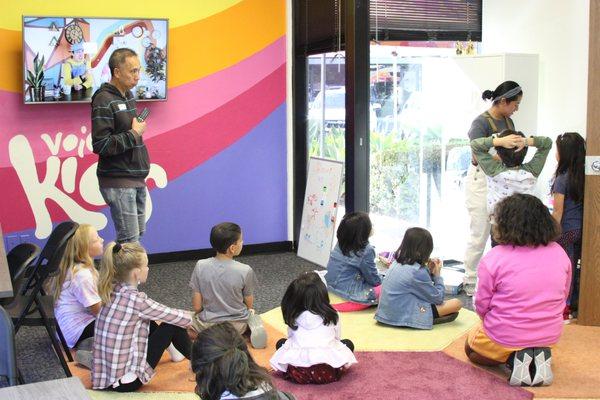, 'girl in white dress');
270,272,357,384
